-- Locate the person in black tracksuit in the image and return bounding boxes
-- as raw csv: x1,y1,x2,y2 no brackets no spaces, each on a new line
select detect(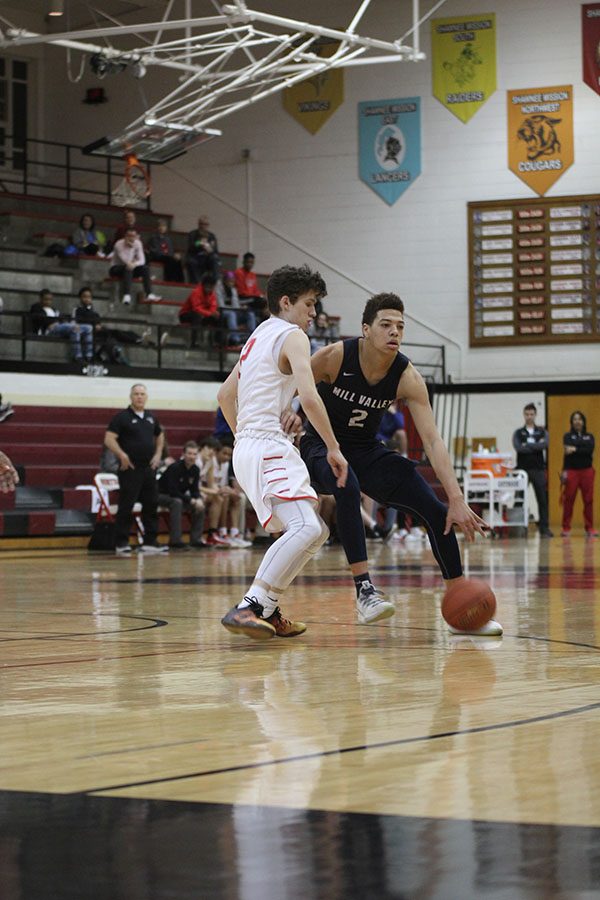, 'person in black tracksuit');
158,441,205,549
300,291,502,635
512,403,552,537
104,384,166,555
561,410,597,536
